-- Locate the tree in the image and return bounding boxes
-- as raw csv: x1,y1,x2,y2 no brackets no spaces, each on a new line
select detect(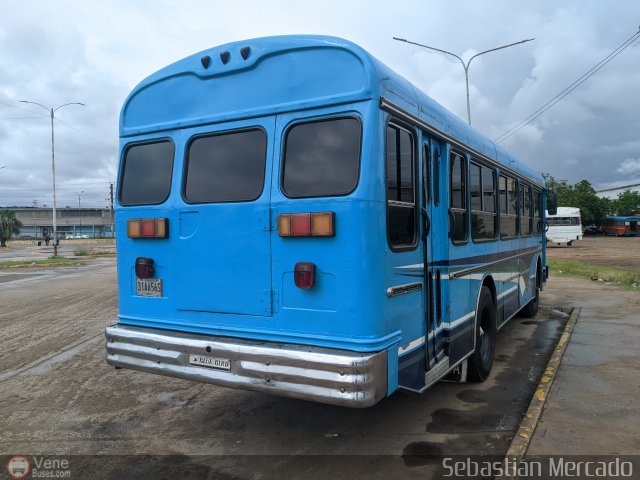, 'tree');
612,189,640,216
571,180,610,225
540,174,611,225
0,209,23,247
